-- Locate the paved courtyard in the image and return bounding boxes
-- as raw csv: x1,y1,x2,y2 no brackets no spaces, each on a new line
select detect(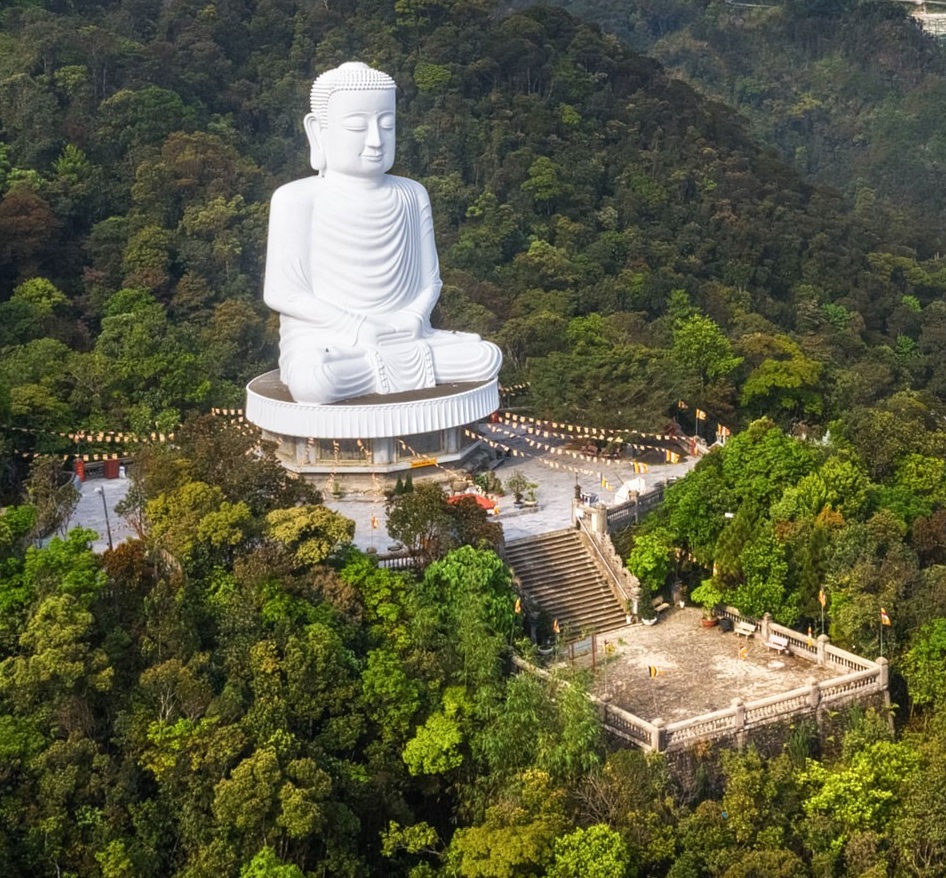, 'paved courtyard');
67,422,698,554
67,476,138,553
327,421,699,549
572,607,841,723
